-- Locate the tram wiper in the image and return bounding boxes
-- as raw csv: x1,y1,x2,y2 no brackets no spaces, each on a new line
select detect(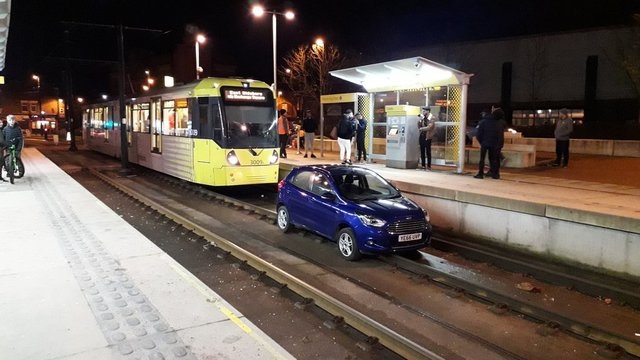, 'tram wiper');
249,147,257,156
